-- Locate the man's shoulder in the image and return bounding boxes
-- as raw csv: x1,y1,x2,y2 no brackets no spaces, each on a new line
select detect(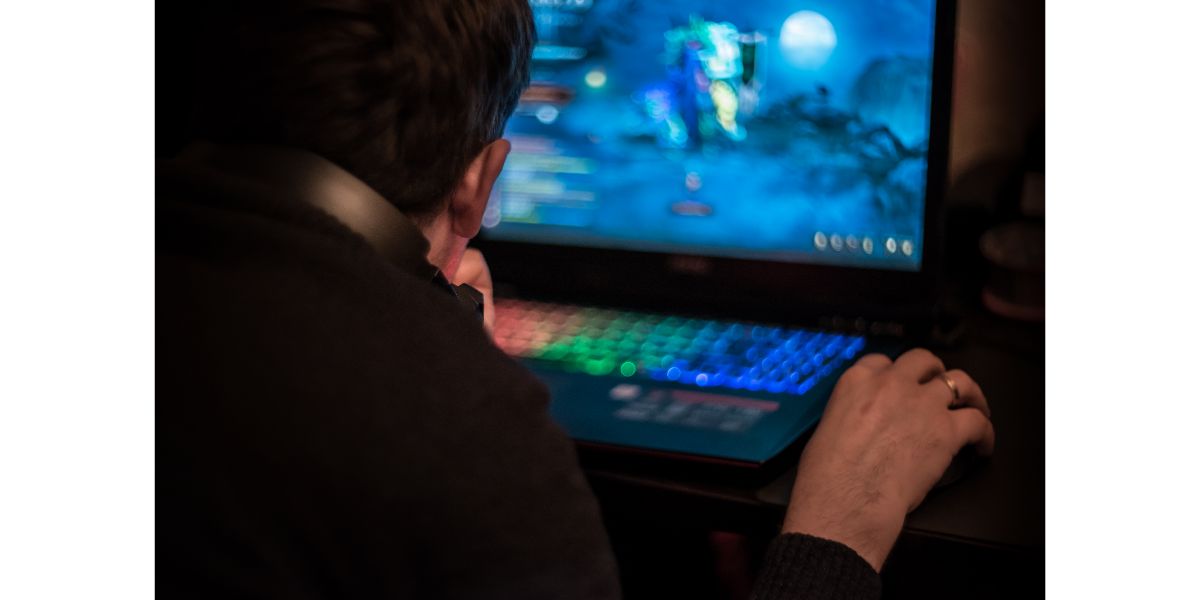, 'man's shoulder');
156,158,546,418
